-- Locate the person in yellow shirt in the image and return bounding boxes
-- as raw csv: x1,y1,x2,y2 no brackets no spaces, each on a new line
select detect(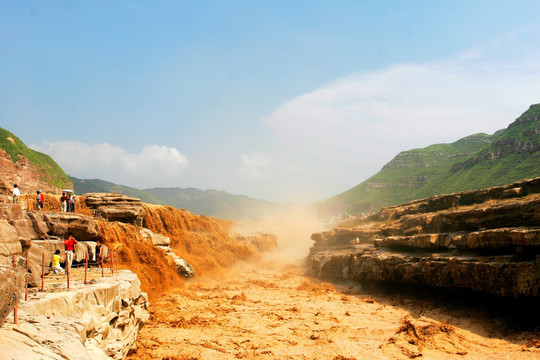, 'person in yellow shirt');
51,250,65,274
